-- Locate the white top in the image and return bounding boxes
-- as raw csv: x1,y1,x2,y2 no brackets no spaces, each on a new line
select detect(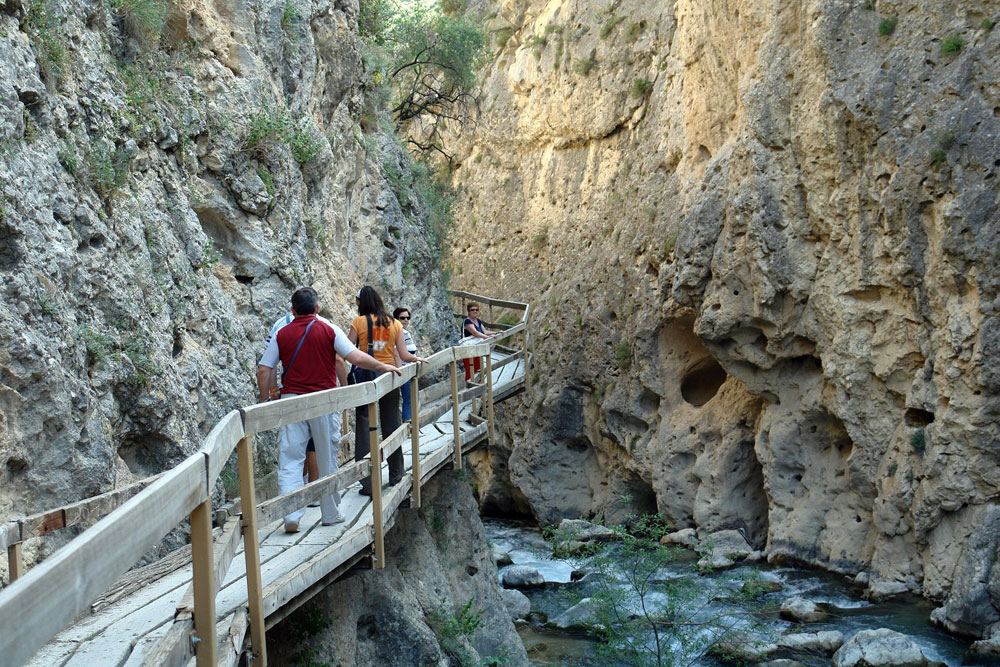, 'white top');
402,328,417,353
263,313,294,350
258,315,358,369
